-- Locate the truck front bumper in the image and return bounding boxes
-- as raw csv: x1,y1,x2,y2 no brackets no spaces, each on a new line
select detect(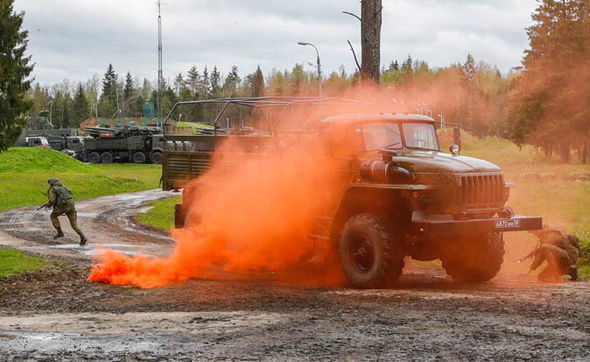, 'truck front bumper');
411,211,542,235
